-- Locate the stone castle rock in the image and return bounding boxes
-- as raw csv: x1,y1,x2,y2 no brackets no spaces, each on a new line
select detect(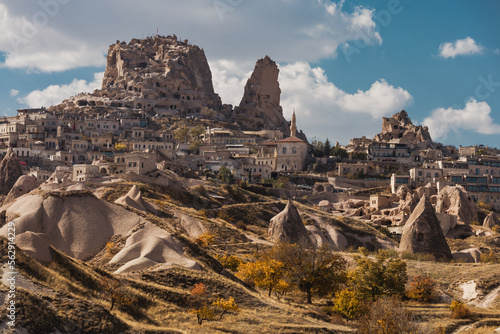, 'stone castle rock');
399,195,453,261
234,56,289,134
373,110,434,148
55,35,222,115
